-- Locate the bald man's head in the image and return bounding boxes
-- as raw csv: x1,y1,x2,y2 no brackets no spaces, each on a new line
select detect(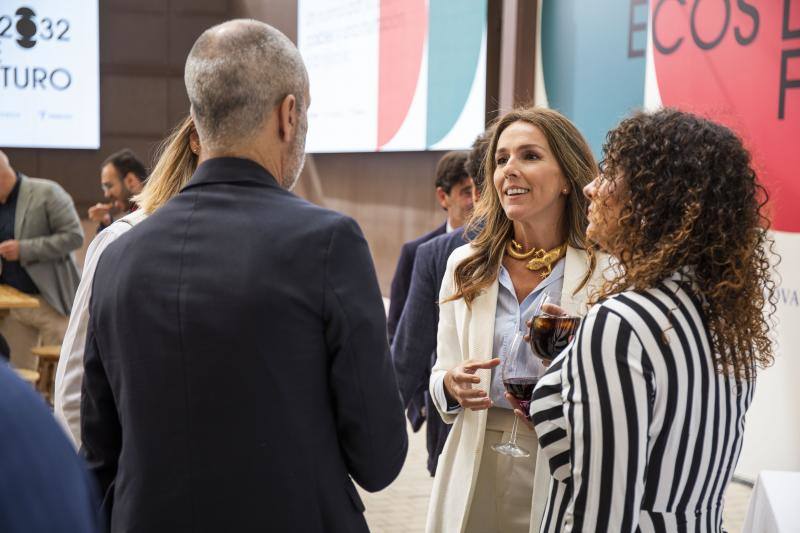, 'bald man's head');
184,19,308,152
0,150,13,180
0,151,17,201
